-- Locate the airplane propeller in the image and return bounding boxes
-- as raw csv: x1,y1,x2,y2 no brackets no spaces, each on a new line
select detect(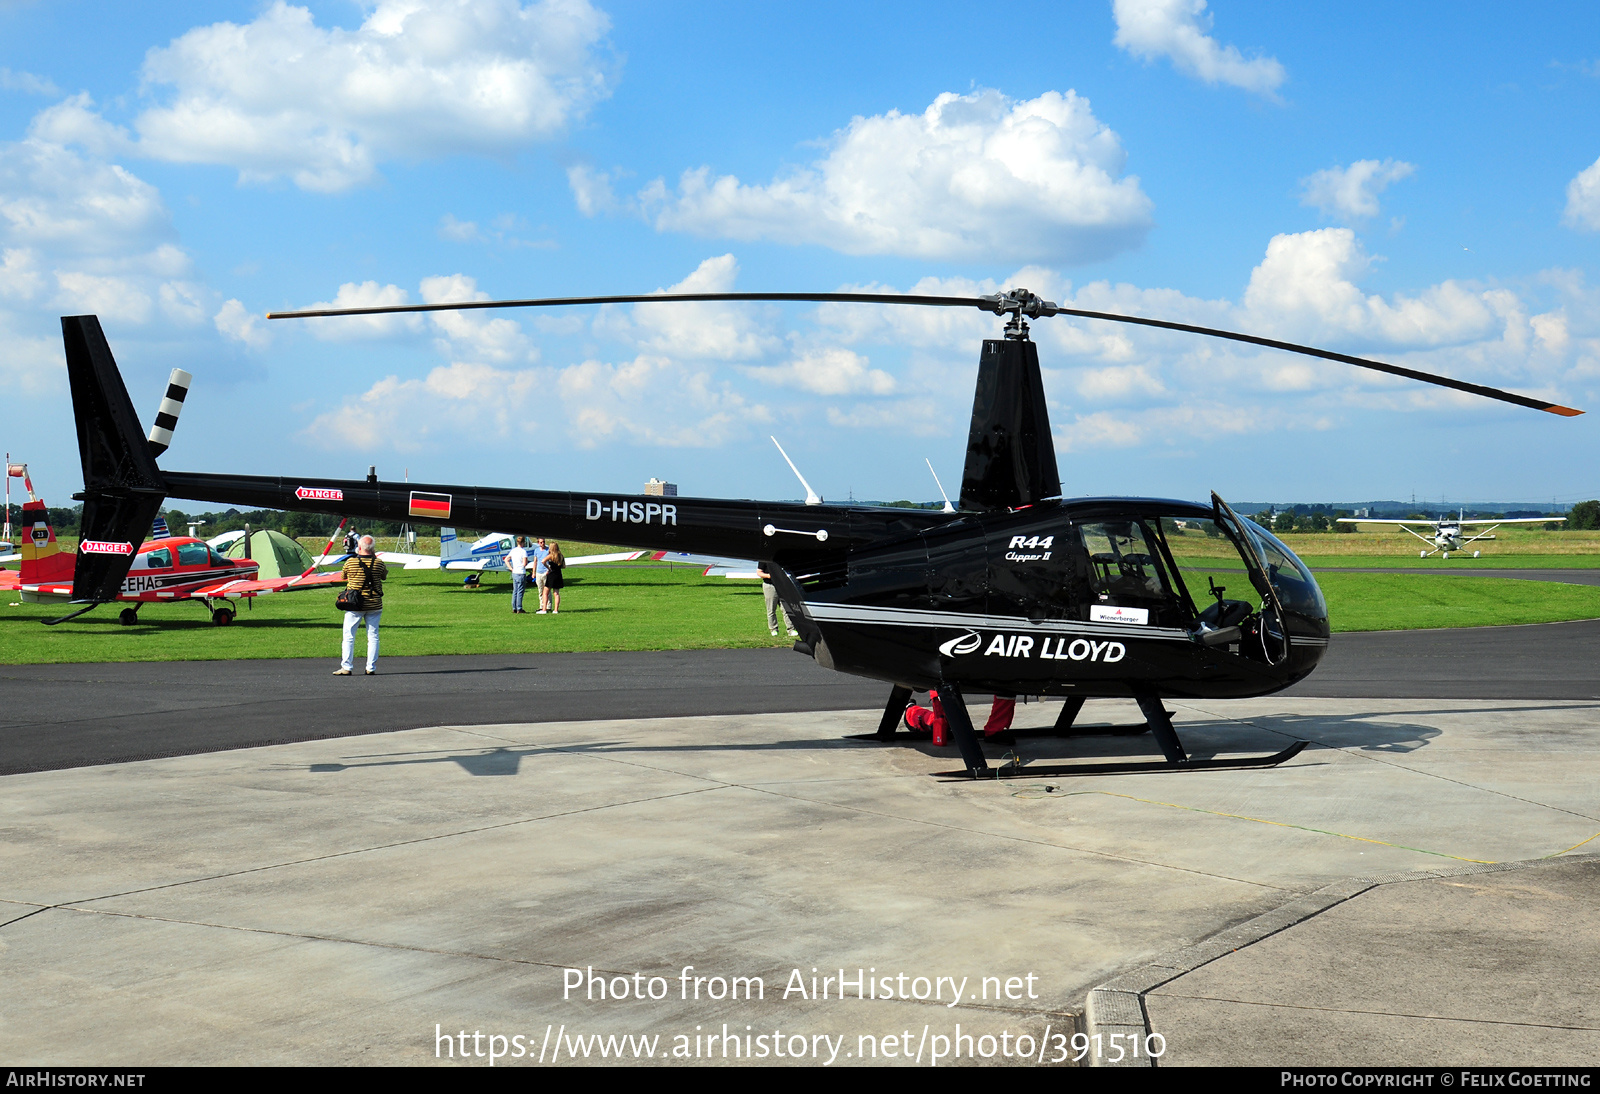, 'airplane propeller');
267,287,1583,417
